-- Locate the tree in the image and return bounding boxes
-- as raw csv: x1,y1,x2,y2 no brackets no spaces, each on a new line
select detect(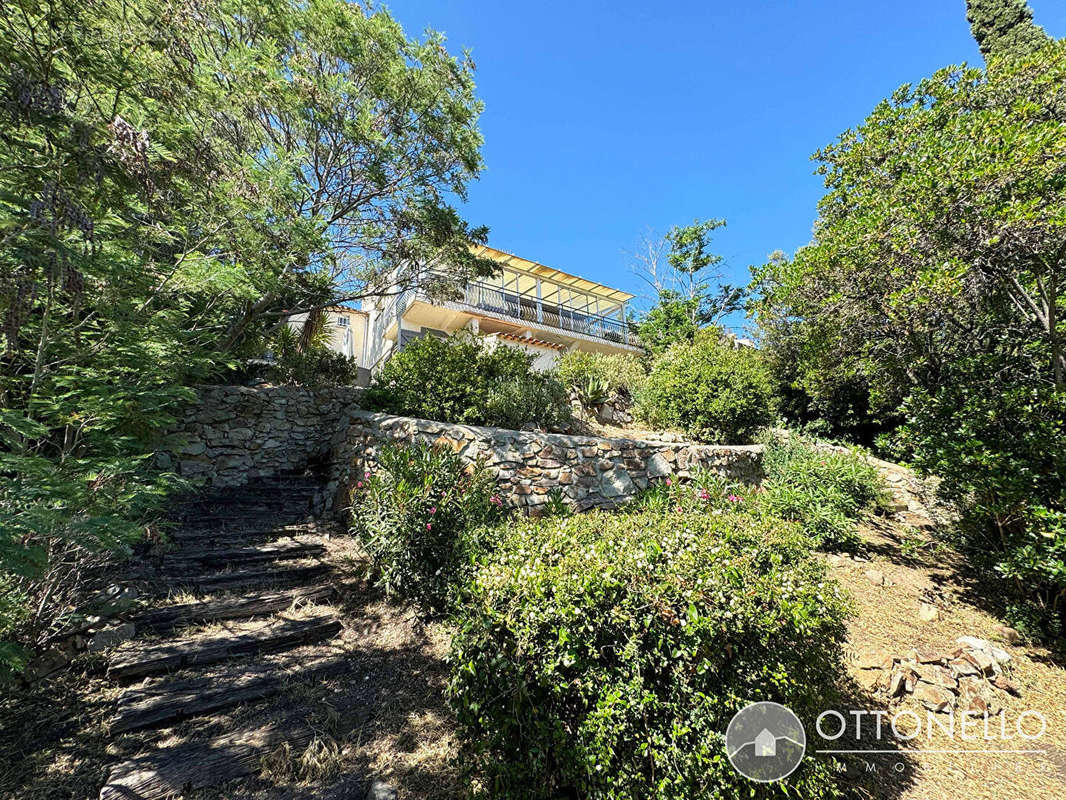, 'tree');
632,219,746,353
752,41,1066,632
211,0,499,345
0,0,491,673
966,0,1050,60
